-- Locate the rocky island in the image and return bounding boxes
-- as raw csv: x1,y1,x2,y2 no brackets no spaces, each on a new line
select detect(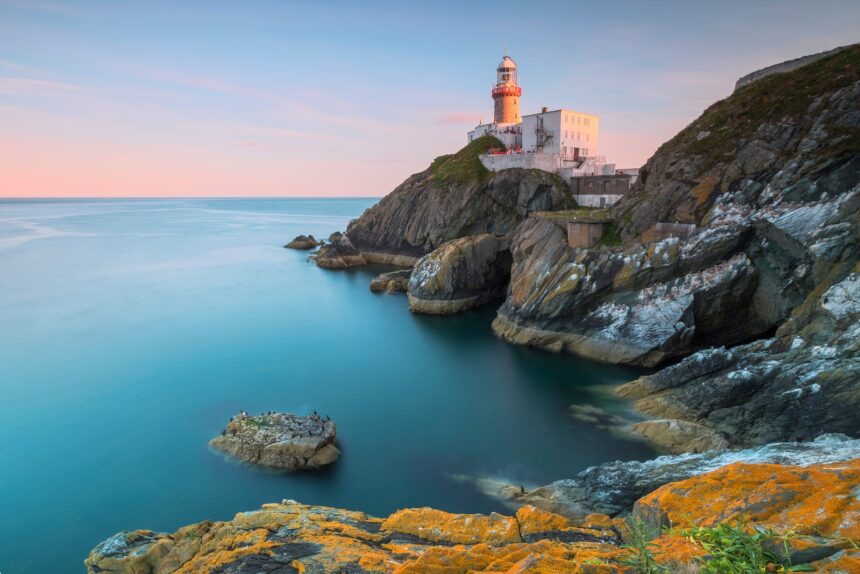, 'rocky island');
209,412,339,471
